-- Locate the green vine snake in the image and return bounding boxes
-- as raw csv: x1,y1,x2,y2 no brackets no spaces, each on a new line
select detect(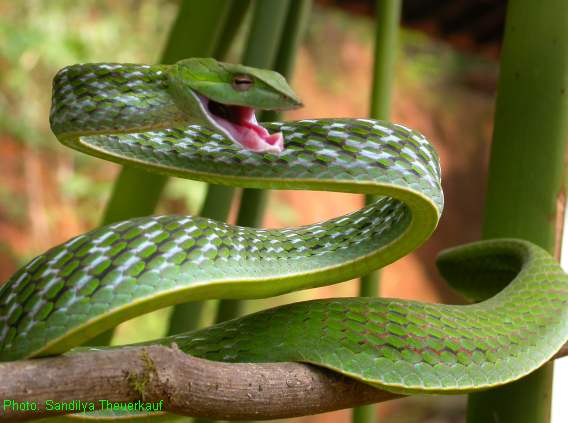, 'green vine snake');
1,58,567,411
